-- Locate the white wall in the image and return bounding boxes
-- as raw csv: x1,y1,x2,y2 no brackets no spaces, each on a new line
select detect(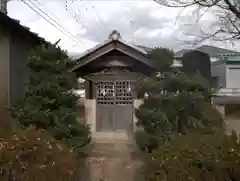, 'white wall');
226,65,240,88
84,99,96,133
